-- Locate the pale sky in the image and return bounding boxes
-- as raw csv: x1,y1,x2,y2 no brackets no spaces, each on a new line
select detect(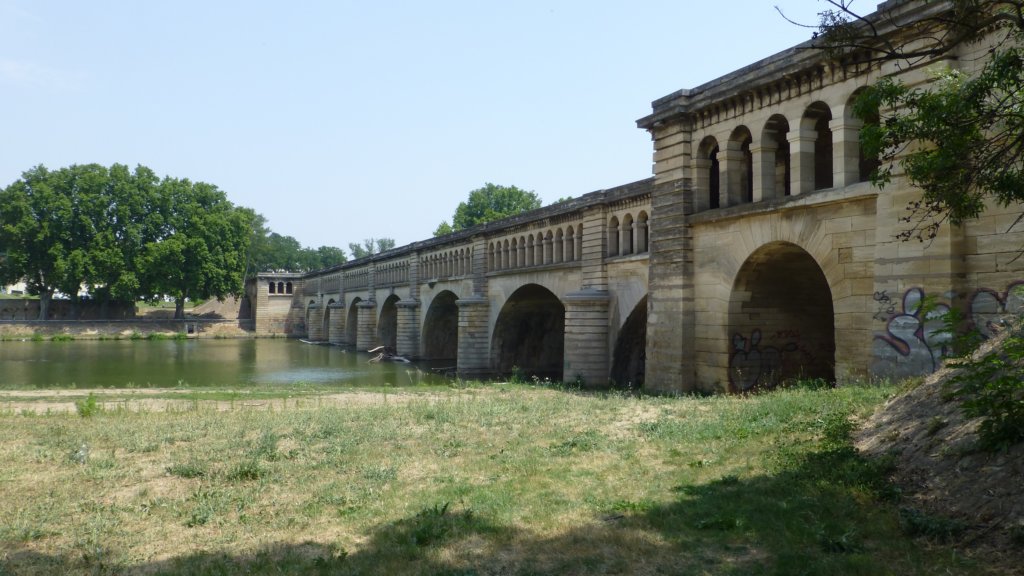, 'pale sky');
0,1,831,251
